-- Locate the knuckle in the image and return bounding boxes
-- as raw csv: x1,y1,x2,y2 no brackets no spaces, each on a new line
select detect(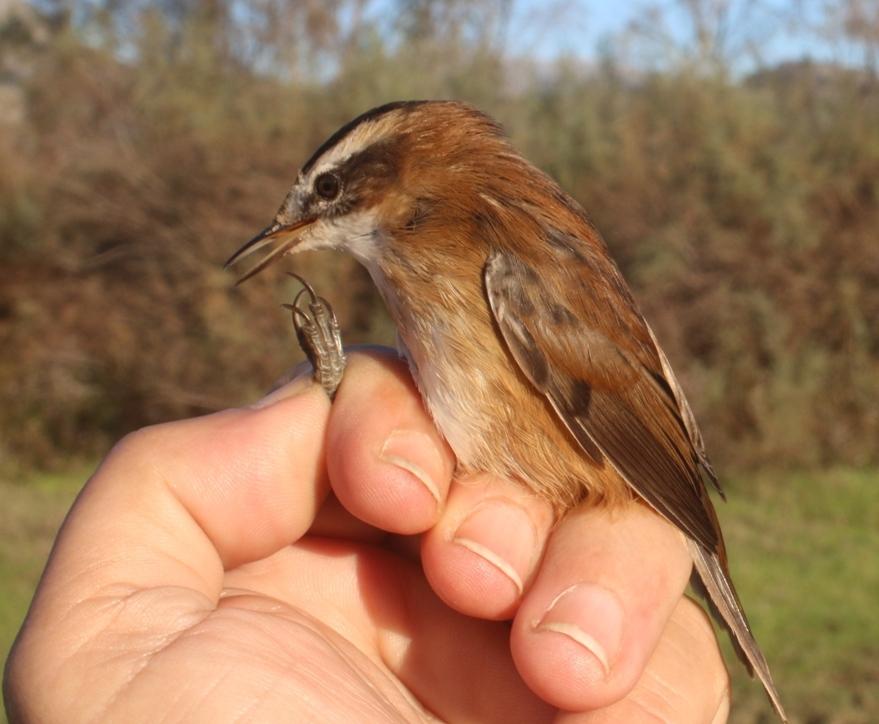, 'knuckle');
104,419,193,482
110,423,168,464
